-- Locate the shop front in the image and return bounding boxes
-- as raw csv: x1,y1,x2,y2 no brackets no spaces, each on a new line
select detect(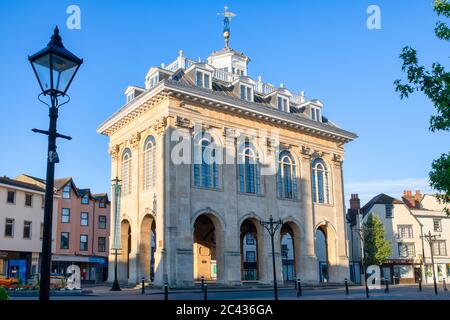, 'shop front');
424,259,450,284
51,255,108,285
0,251,34,282
382,259,422,284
